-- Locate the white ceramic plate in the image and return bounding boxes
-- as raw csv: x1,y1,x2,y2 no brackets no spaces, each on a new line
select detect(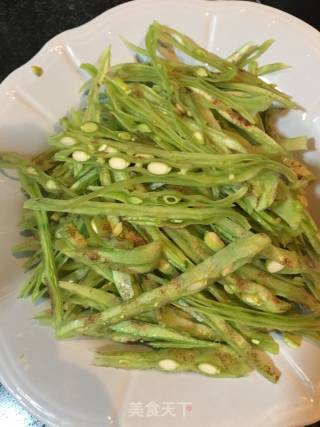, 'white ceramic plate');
1,1,320,426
